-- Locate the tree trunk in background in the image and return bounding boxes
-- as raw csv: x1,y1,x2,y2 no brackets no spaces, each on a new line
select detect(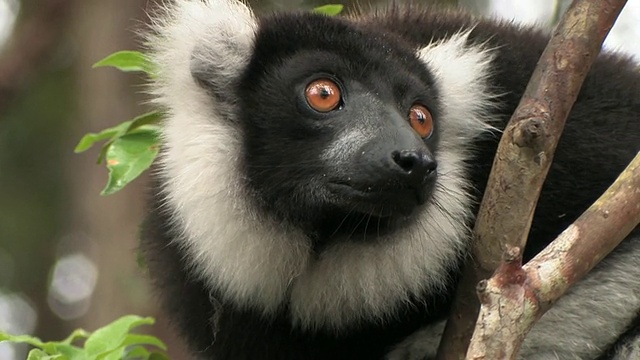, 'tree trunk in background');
67,0,189,357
